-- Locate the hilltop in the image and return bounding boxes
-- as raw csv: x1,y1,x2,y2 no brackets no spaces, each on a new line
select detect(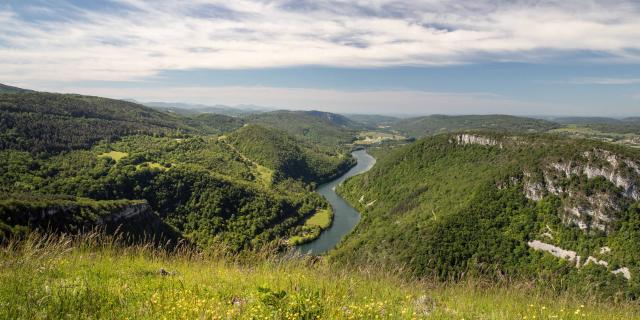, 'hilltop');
227,124,355,183
393,115,560,138
144,101,272,117
0,90,256,153
0,83,31,94
247,110,361,148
